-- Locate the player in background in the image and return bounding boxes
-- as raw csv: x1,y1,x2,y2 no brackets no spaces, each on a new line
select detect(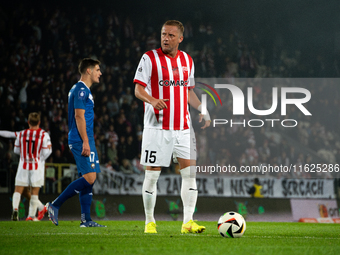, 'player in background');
47,58,106,227
11,113,52,221
134,20,211,234
0,130,49,221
